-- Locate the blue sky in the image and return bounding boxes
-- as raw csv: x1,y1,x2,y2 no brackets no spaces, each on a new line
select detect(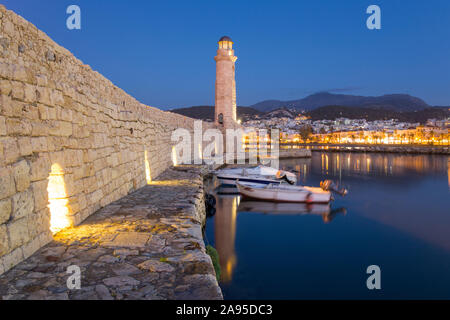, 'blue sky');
3,0,450,109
